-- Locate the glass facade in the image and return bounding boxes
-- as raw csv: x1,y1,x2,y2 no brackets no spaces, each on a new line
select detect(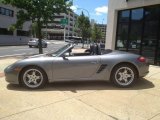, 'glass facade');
116,5,160,64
